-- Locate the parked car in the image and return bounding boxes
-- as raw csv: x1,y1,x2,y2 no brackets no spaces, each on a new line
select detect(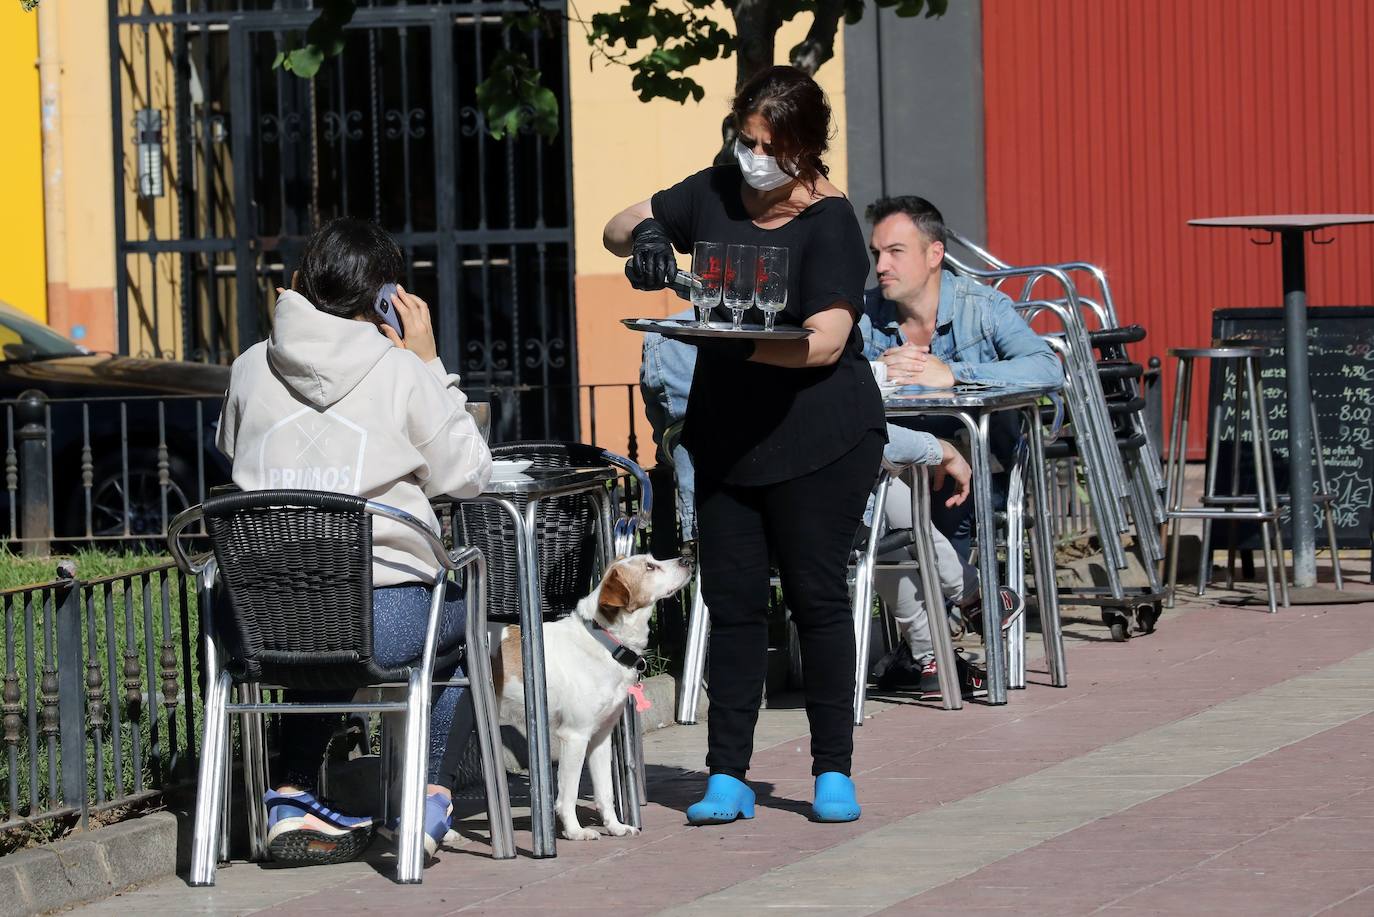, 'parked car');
0,302,231,543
